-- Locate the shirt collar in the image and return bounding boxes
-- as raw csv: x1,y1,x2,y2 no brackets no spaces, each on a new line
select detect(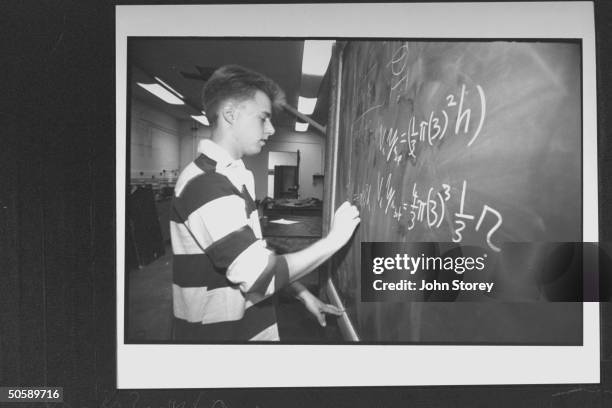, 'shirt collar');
197,139,245,170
